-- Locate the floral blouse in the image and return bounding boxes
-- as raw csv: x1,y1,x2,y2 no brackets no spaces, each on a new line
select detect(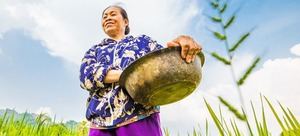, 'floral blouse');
79,35,164,129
